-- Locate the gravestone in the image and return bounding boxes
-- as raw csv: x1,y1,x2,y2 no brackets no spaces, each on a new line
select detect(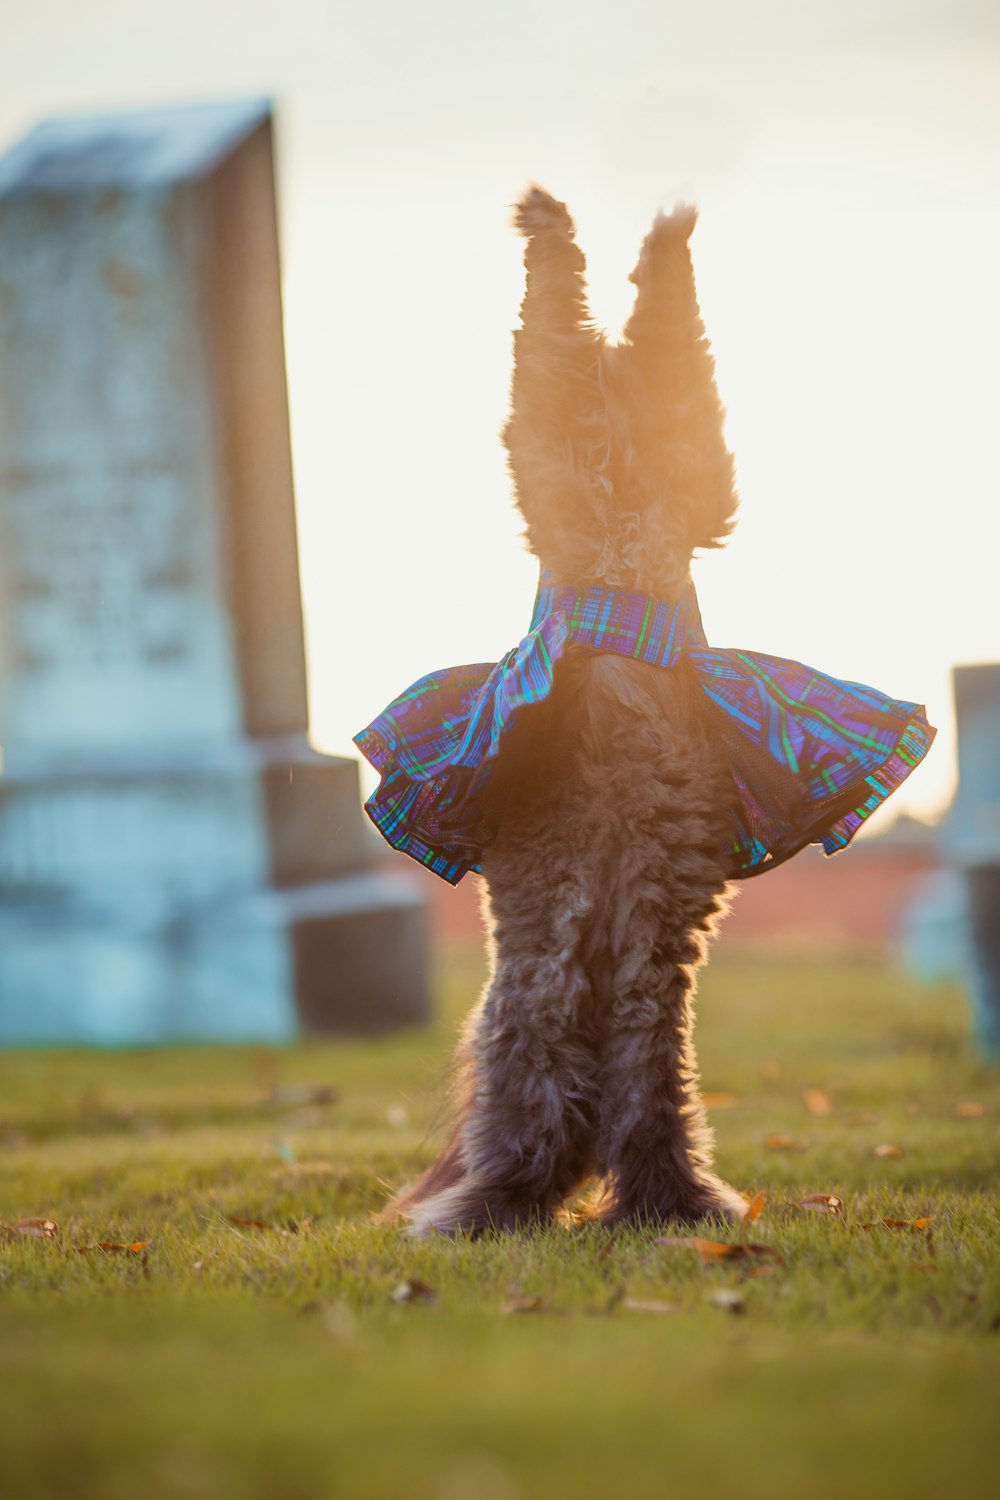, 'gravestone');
0,99,429,1044
950,664,1000,1056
